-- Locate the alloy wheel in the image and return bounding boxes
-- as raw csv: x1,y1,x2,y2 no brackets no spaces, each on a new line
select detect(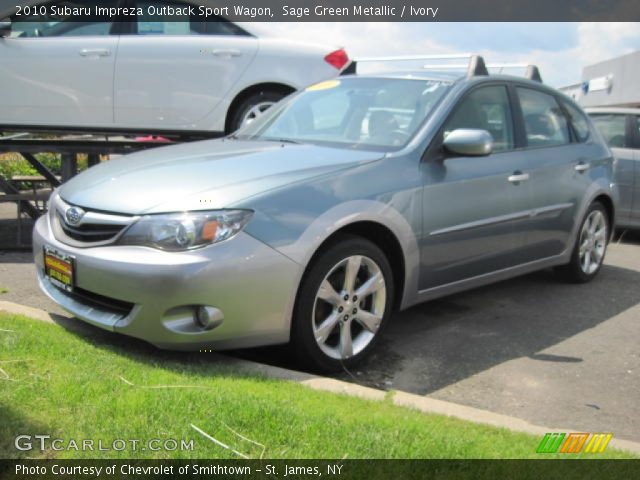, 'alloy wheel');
240,101,276,127
579,210,607,275
312,255,387,360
